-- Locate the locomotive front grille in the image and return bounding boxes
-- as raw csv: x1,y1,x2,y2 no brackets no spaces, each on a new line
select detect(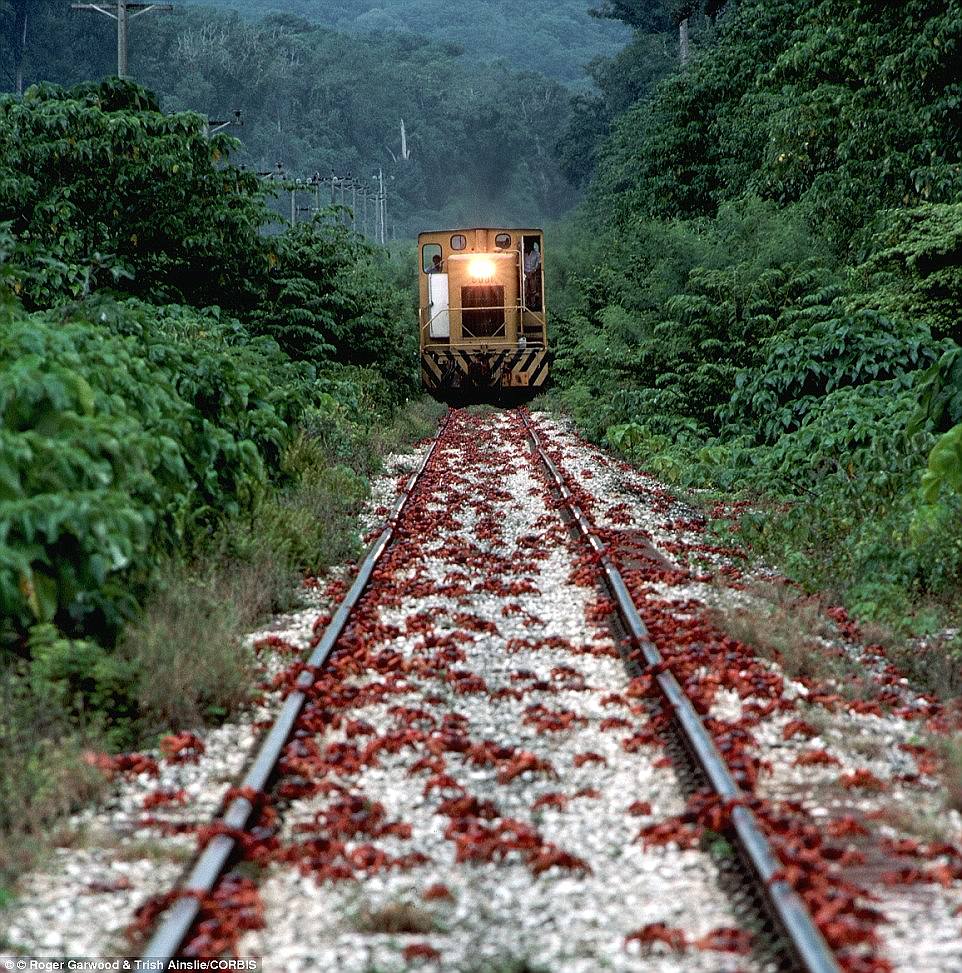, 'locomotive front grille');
460,284,505,338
